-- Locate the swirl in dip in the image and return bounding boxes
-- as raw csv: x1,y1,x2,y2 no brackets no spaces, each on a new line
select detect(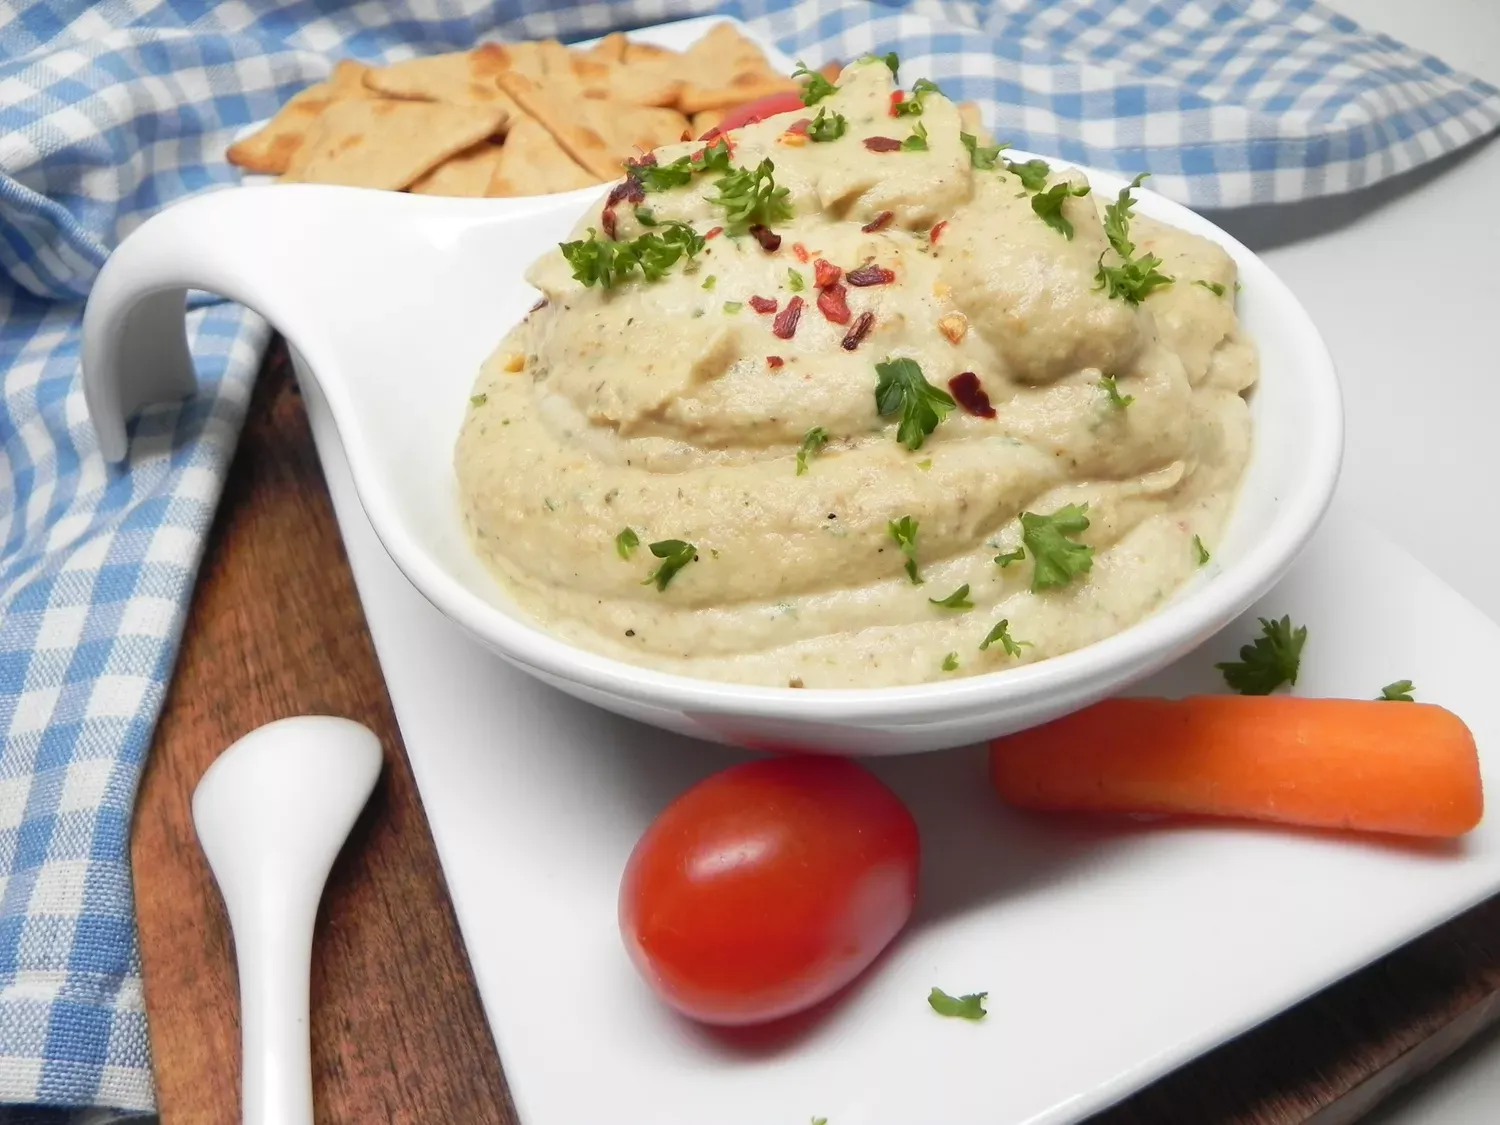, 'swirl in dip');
455,58,1257,689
